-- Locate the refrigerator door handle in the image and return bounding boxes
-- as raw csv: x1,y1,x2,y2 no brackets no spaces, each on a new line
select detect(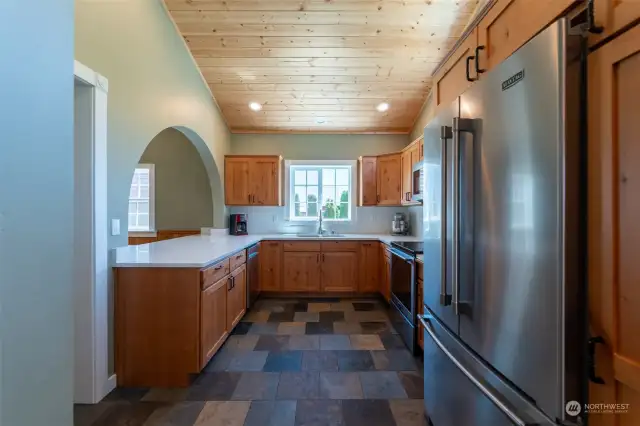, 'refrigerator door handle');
439,125,453,306
418,314,533,426
452,117,475,316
